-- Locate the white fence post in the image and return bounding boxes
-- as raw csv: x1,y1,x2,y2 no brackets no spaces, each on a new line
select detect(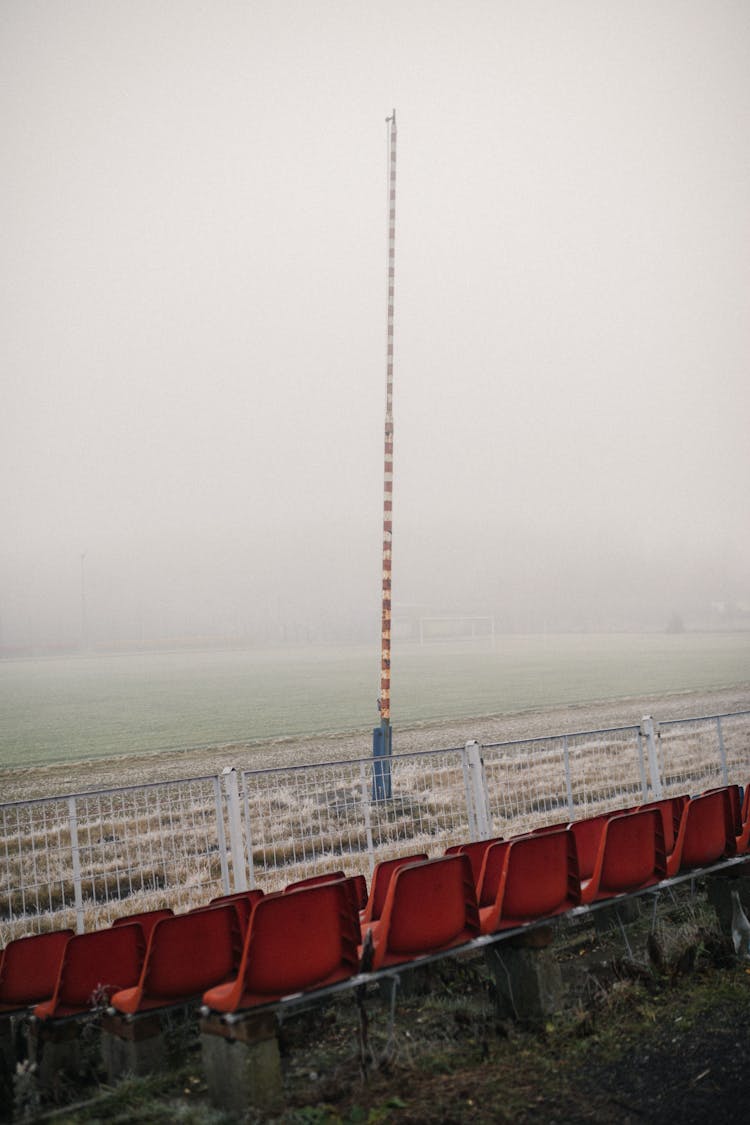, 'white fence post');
640,716,663,799
212,776,231,894
562,735,574,818
222,767,248,892
465,740,492,840
67,796,85,934
240,773,257,890
716,716,729,785
360,761,376,877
